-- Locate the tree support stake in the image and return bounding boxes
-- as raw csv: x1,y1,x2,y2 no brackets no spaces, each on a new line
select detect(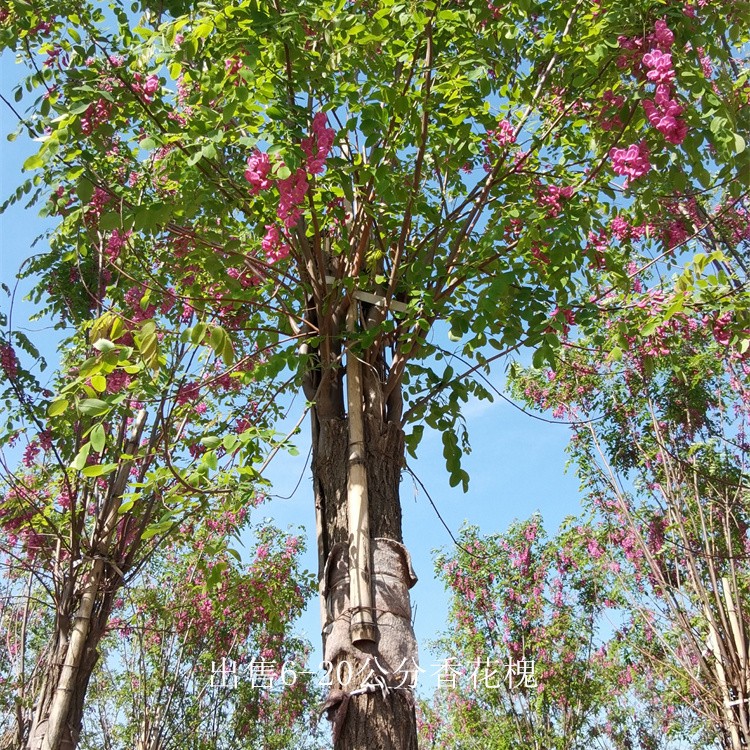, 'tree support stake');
346,300,377,645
